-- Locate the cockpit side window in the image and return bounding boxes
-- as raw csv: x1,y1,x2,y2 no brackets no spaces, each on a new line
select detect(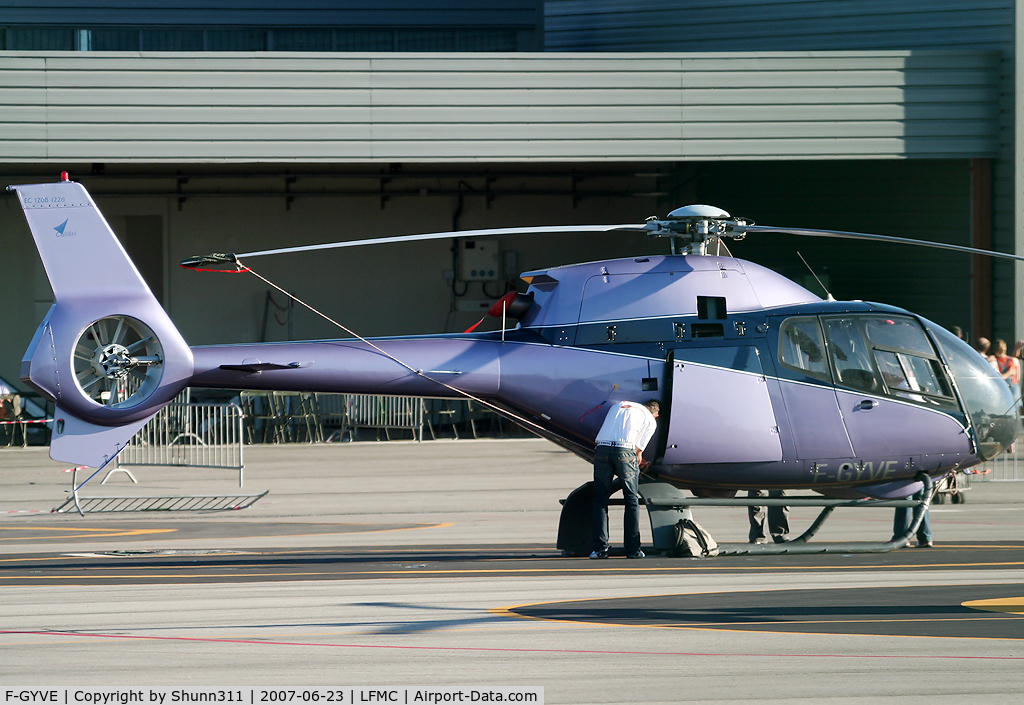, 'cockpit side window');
825,314,957,411
777,317,831,383
822,317,881,393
